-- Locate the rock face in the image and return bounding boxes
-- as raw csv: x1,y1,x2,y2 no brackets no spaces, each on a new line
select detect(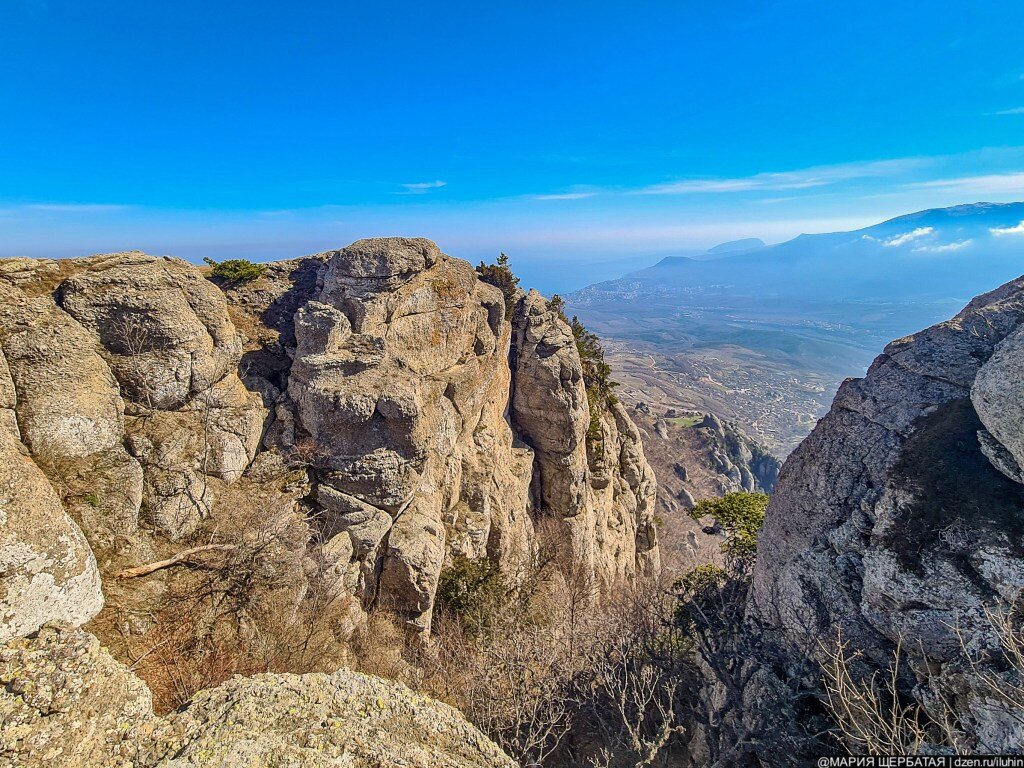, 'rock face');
0,361,103,643
2,239,646,766
511,289,659,581
220,242,657,632
628,406,779,570
0,626,514,768
281,239,536,630
0,238,657,641
751,275,1024,751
